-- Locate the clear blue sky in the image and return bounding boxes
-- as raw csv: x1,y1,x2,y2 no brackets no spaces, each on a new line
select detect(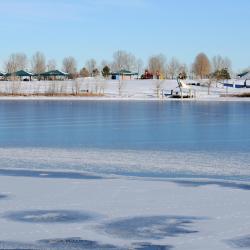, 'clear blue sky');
0,0,249,71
